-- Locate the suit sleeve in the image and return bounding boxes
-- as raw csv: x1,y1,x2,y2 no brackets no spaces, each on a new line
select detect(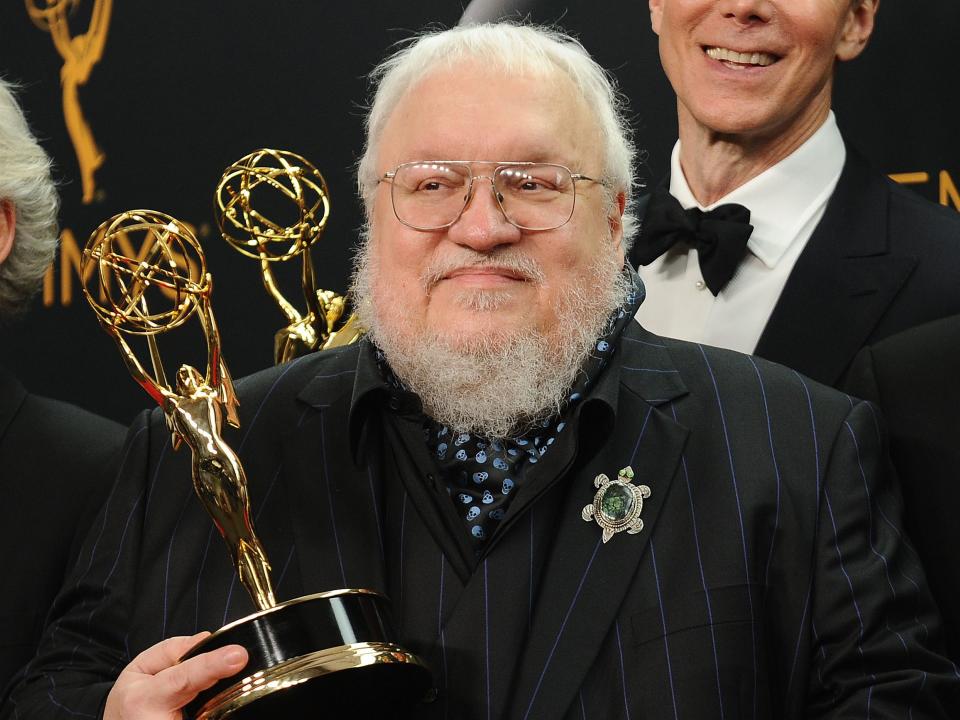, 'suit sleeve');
0,411,155,720
805,399,959,717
